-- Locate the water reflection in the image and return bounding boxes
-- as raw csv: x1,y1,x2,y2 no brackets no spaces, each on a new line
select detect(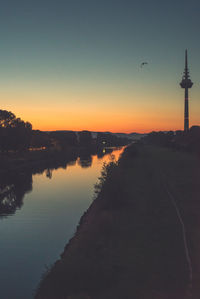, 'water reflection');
0,172,32,218
0,146,125,299
97,147,113,159
0,147,120,217
45,168,52,179
78,155,93,168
